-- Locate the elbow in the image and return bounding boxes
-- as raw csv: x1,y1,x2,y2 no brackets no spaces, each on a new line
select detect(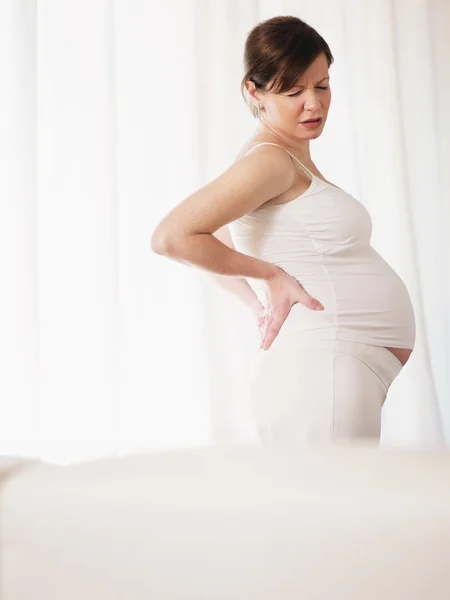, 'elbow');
150,227,182,256
151,229,170,255
150,230,168,255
